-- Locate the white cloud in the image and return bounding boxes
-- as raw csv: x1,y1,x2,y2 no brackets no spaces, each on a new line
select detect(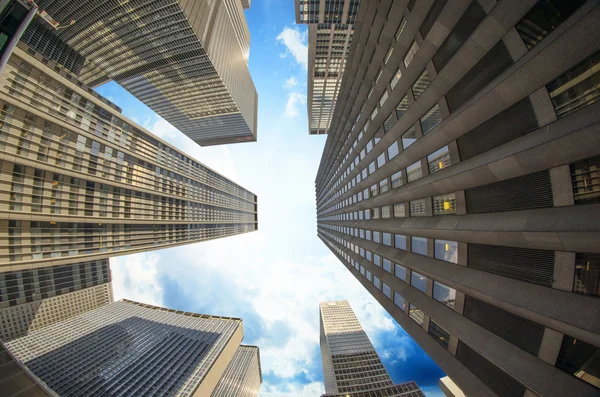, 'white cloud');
111,253,163,306
284,76,298,89
145,115,179,141
276,27,308,69
285,92,306,118
260,381,324,397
